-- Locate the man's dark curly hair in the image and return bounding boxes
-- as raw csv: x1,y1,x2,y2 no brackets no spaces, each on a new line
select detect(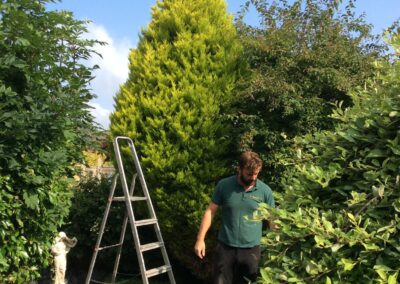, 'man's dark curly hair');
238,151,262,172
